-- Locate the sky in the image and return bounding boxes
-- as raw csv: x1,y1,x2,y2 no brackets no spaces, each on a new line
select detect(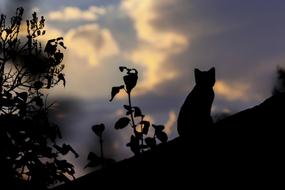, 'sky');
1,0,285,177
